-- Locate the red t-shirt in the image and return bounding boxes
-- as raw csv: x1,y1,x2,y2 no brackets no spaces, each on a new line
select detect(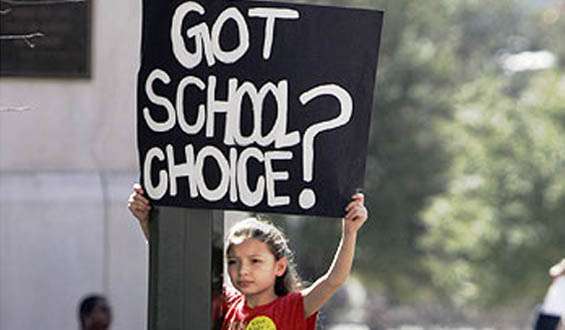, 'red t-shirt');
222,287,318,330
